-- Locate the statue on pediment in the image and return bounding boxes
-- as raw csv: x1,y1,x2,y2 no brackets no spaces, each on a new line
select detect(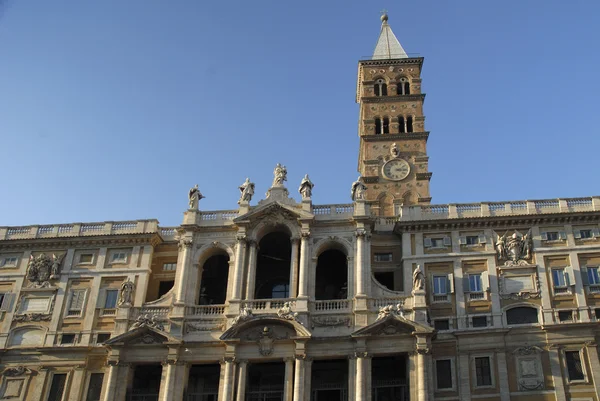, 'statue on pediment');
298,174,314,199
351,176,368,201
238,178,255,204
188,184,205,210
272,163,287,186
